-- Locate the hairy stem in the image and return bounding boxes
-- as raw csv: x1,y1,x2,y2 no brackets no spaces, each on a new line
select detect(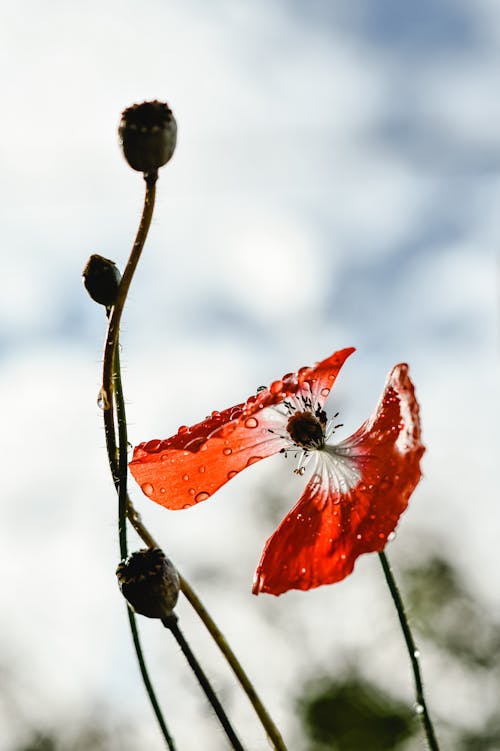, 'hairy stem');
379,551,440,751
113,338,128,558
101,173,157,424
101,174,175,748
163,615,246,751
101,172,286,751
